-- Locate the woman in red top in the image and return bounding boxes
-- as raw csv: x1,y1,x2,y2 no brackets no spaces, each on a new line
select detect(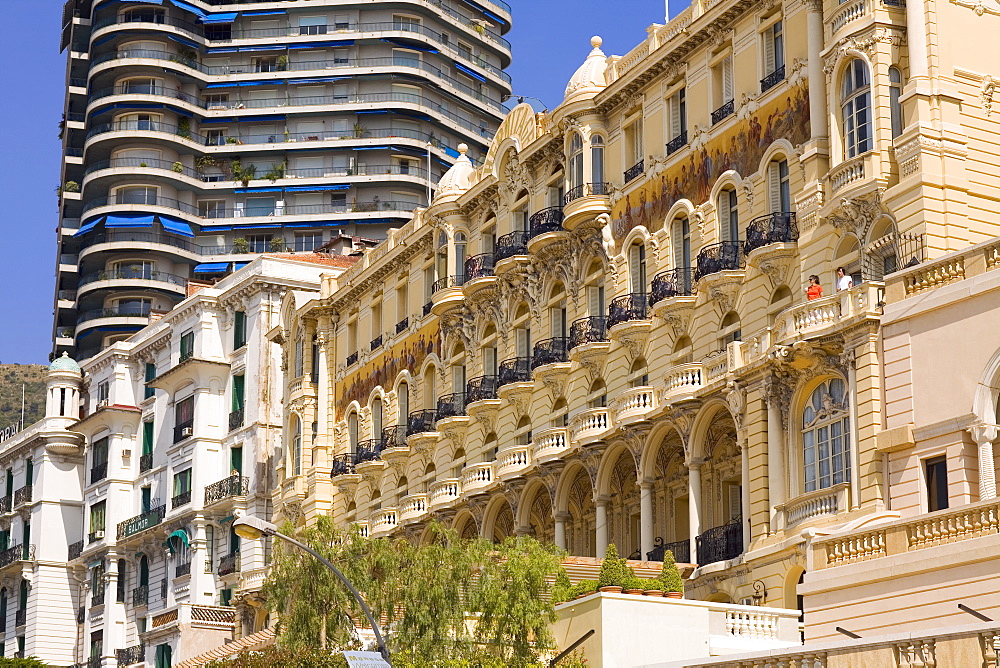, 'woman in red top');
806,275,823,301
